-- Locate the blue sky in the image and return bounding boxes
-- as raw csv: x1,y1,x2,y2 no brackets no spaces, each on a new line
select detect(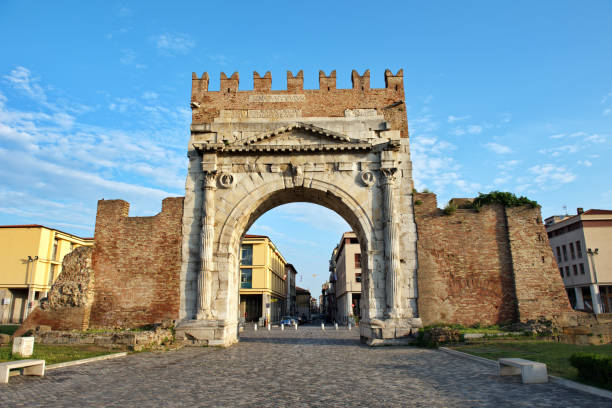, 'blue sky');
1,1,611,296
